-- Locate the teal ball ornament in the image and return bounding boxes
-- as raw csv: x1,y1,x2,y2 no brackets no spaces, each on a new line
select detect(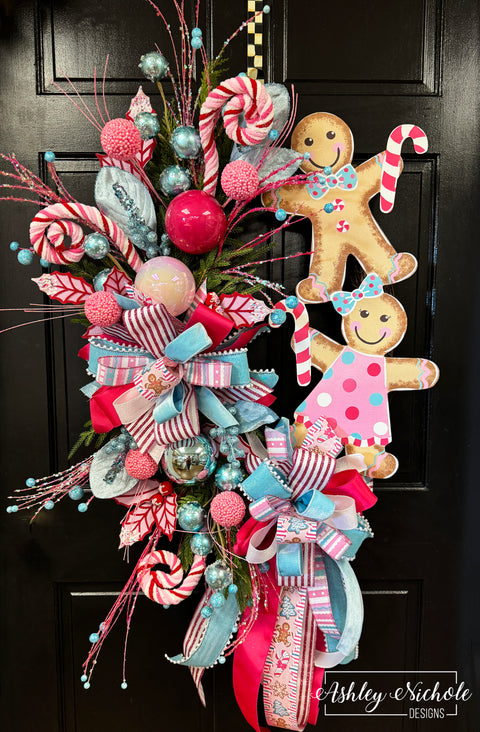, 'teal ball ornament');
139,51,169,81
93,268,113,291
191,37,202,50
134,112,160,140
177,501,206,531
210,592,225,608
205,560,231,590
159,165,191,197
83,233,110,259
190,532,213,556
17,249,34,265
170,126,202,159
214,463,245,491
